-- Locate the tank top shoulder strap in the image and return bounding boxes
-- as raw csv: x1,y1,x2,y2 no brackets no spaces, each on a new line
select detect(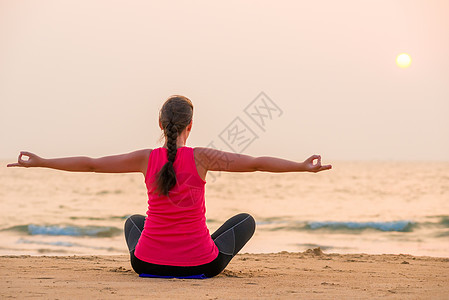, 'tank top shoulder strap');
145,147,164,182
183,147,206,183
177,147,193,170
